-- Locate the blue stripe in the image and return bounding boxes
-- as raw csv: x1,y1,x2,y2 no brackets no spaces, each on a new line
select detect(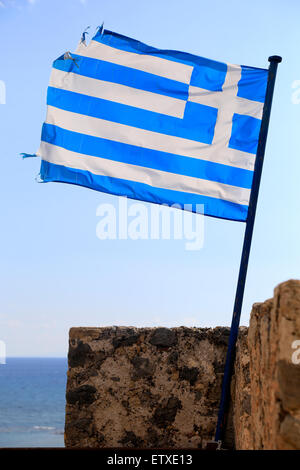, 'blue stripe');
229,113,262,155
42,123,253,189
94,29,228,92
190,65,226,93
237,65,268,103
95,30,228,92
53,54,189,101
47,87,217,145
40,160,248,222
